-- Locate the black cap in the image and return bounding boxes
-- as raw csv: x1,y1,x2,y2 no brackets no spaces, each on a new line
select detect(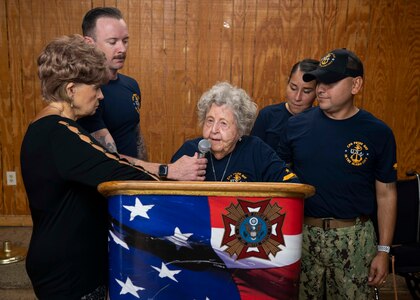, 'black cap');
303,49,364,84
